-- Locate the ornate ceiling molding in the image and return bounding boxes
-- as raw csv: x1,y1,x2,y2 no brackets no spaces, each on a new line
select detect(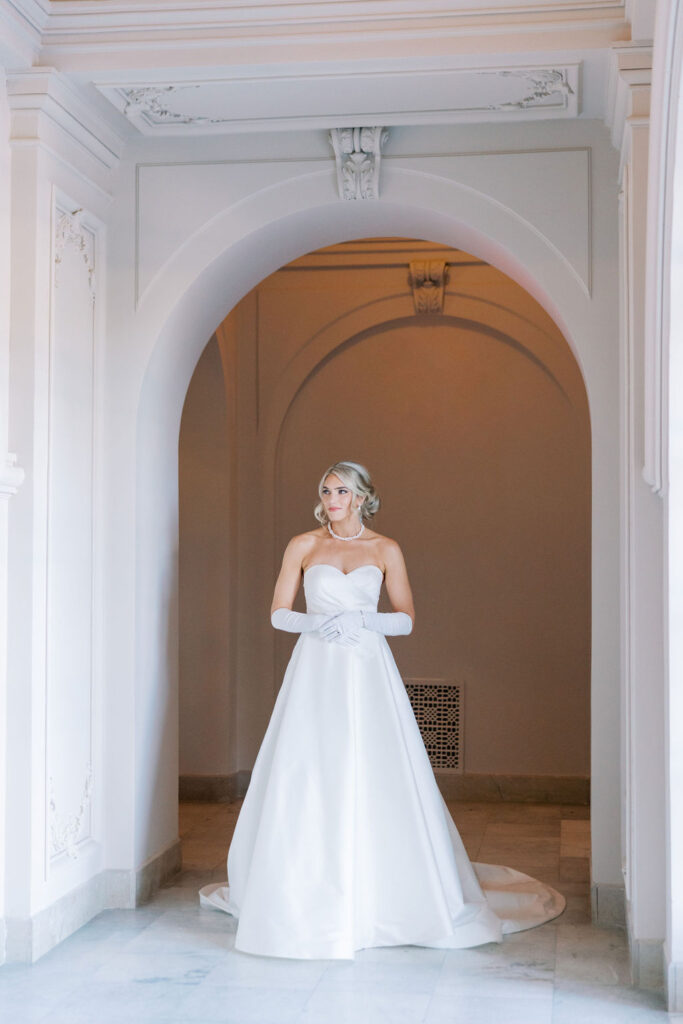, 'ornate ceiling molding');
121,84,233,128
478,67,575,110
15,1,626,60
409,261,449,314
329,127,389,200
98,63,580,136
